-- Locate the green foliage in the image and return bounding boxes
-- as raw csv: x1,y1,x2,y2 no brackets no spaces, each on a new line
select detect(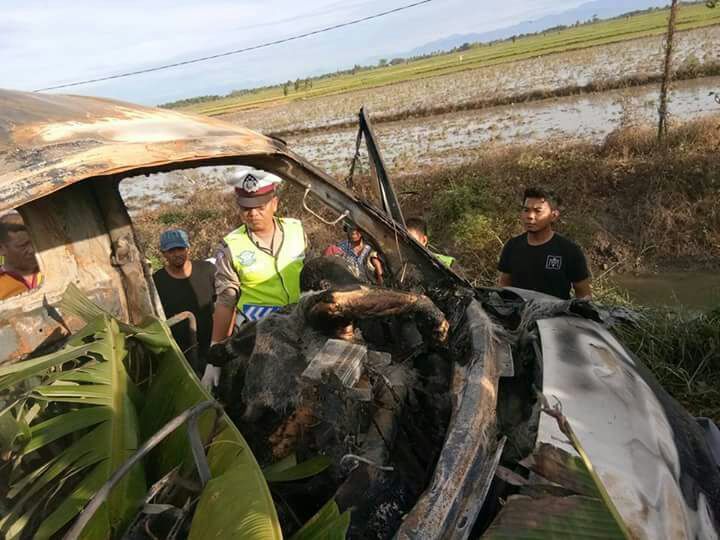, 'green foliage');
147,254,163,271
0,285,285,540
188,449,282,540
0,317,145,540
429,181,488,227
449,214,500,252
158,210,185,225
612,306,720,422
263,454,332,483
290,499,350,540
